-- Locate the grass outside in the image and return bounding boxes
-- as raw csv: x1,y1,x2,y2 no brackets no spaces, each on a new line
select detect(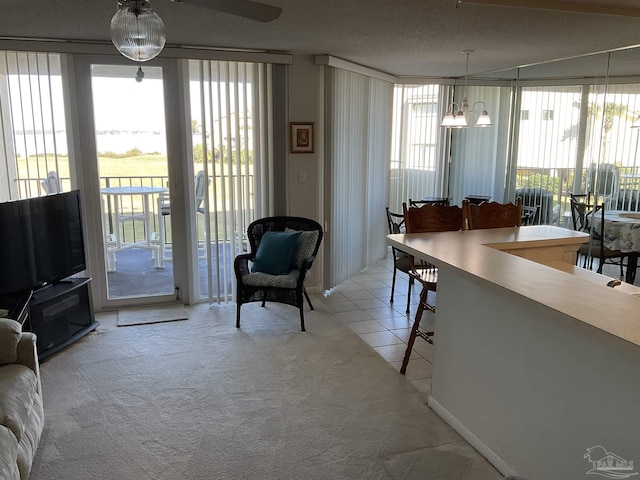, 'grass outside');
17,154,254,244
